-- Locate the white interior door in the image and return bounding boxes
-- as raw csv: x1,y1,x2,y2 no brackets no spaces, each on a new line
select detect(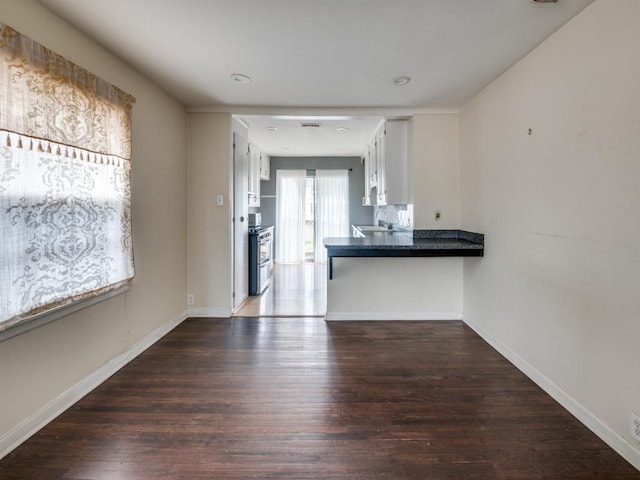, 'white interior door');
233,132,249,310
